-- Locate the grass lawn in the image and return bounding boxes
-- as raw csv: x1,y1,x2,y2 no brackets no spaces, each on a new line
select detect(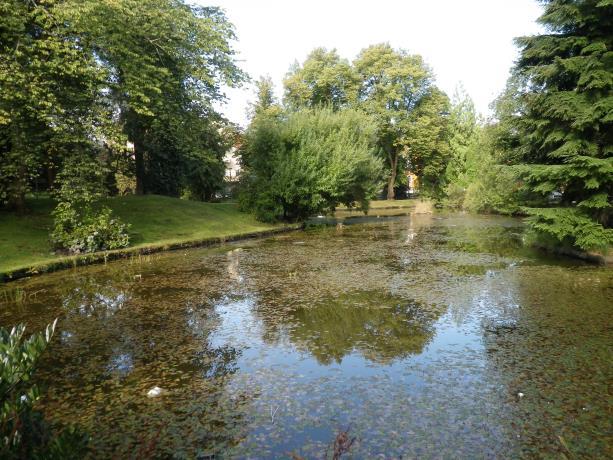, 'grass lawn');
336,198,421,211
367,199,420,209
0,195,281,275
